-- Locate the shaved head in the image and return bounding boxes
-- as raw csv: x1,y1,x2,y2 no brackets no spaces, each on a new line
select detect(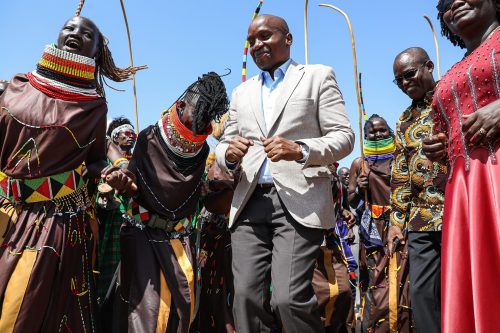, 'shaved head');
251,14,290,34
247,13,292,73
393,47,436,101
394,47,430,67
